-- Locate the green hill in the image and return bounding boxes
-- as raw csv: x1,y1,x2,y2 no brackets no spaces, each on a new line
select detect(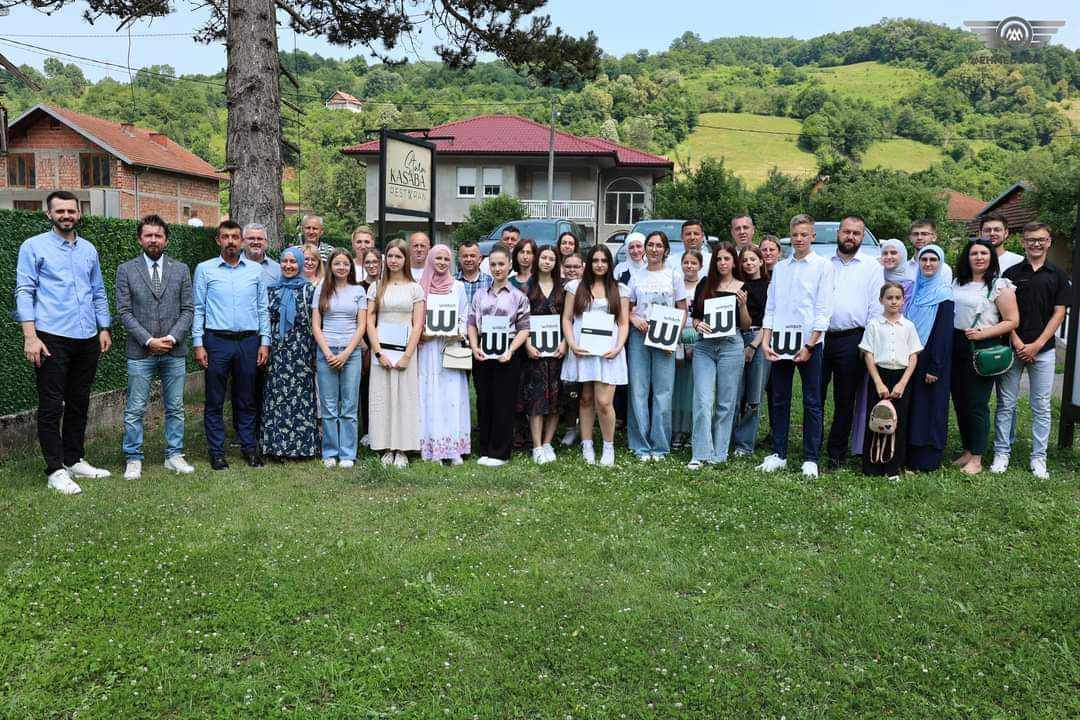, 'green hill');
679,112,945,186
808,61,933,104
